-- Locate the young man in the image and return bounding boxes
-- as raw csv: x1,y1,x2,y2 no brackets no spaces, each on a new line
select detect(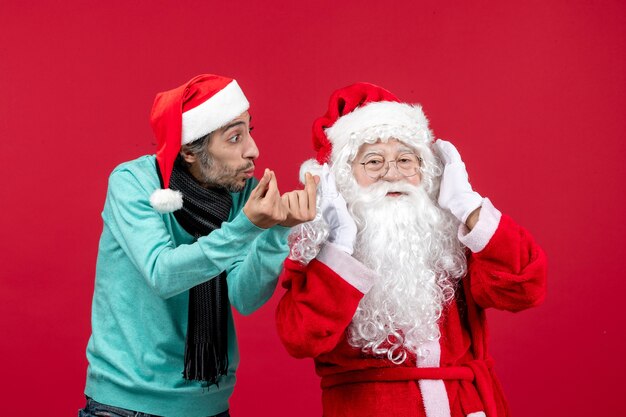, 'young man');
81,74,316,417
276,82,547,417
